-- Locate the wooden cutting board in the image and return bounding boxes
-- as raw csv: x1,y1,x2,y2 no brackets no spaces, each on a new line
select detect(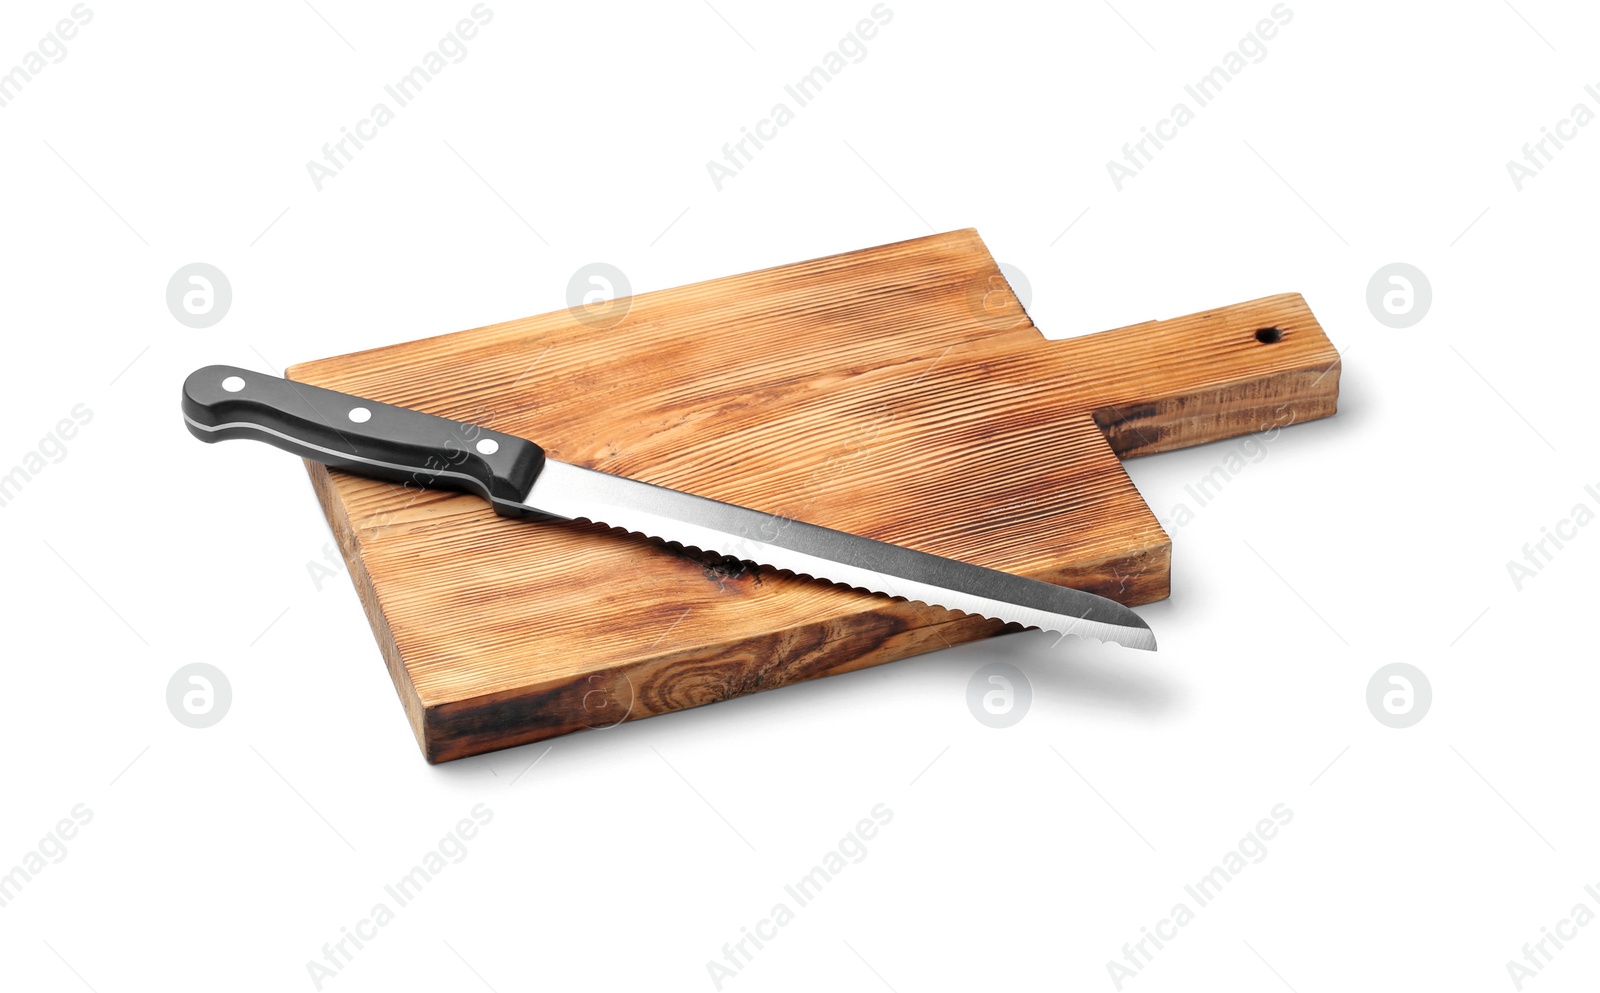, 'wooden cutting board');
287,230,1340,762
